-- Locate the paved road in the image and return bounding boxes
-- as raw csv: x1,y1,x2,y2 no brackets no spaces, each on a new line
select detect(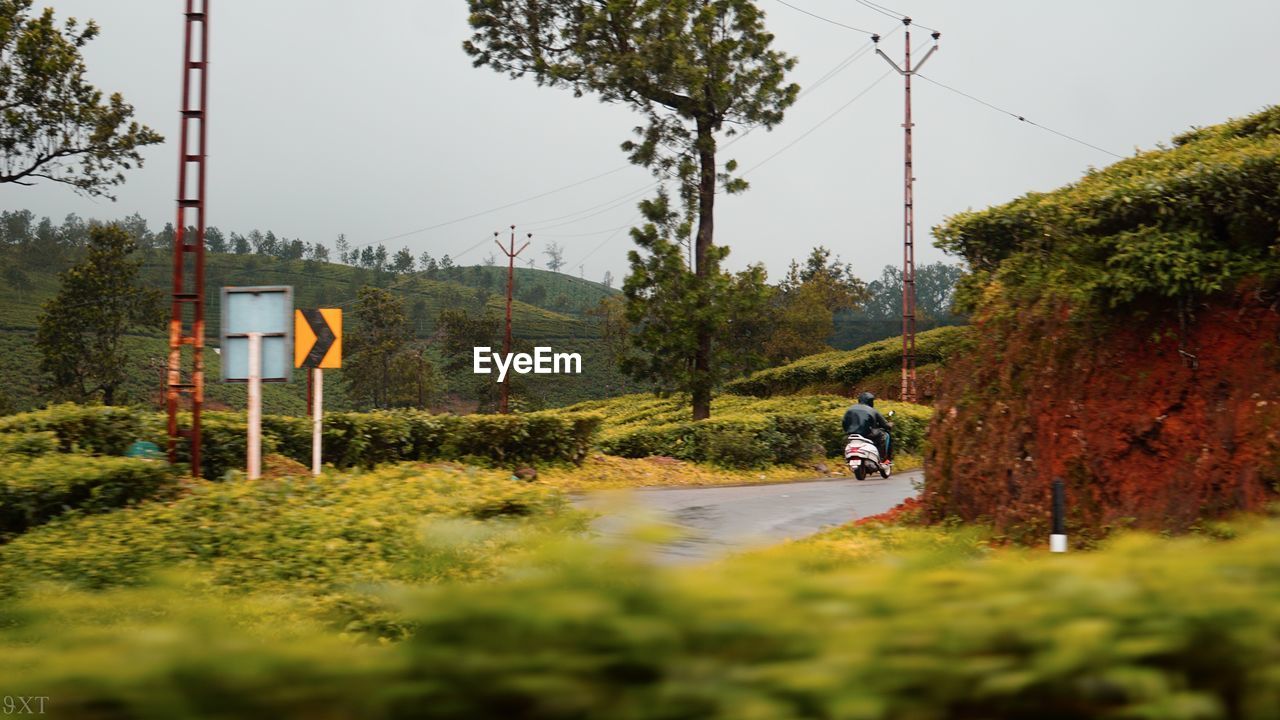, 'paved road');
576,470,921,564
